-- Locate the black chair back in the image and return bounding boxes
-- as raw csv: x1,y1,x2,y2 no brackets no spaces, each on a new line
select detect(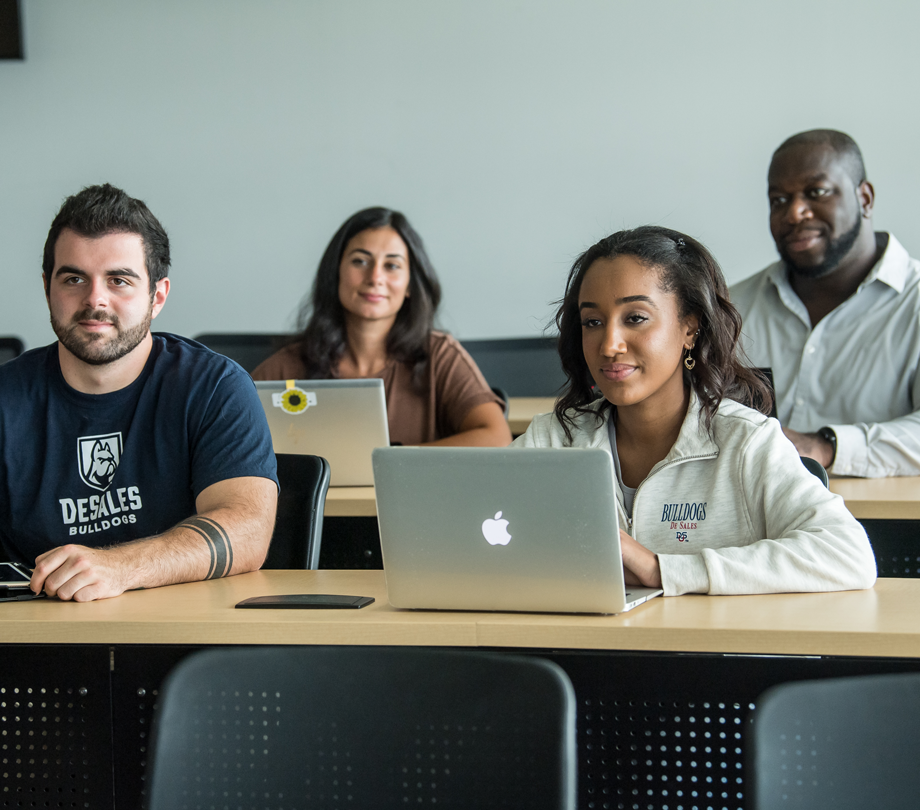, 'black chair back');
748,672,920,810
194,333,293,373
461,336,566,397
146,646,577,810
0,336,24,365
800,455,829,487
491,385,510,416
263,453,330,570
